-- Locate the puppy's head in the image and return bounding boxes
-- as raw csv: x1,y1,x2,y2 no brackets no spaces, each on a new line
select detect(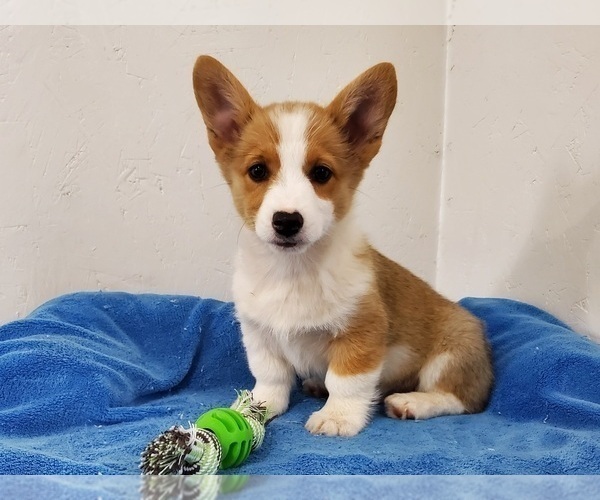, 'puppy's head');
193,56,397,253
